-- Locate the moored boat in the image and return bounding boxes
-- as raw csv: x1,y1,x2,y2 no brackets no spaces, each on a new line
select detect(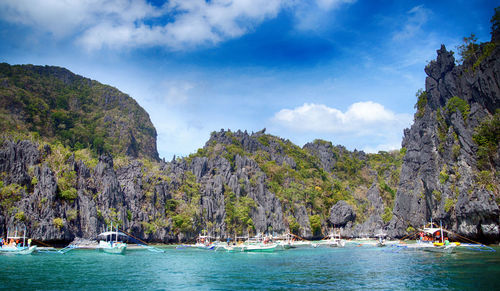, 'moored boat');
376,233,387,247
399,221,459,253
98,222,127,254
0,226,37,255
216,244,244,252
241,243,278,252
194,233,217,250
276,233,312,249
313,230,345,248
239,233,280,252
